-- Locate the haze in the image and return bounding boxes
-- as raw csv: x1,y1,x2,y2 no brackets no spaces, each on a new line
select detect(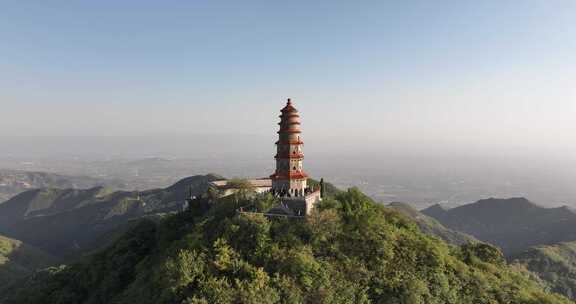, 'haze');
1,1,576,208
